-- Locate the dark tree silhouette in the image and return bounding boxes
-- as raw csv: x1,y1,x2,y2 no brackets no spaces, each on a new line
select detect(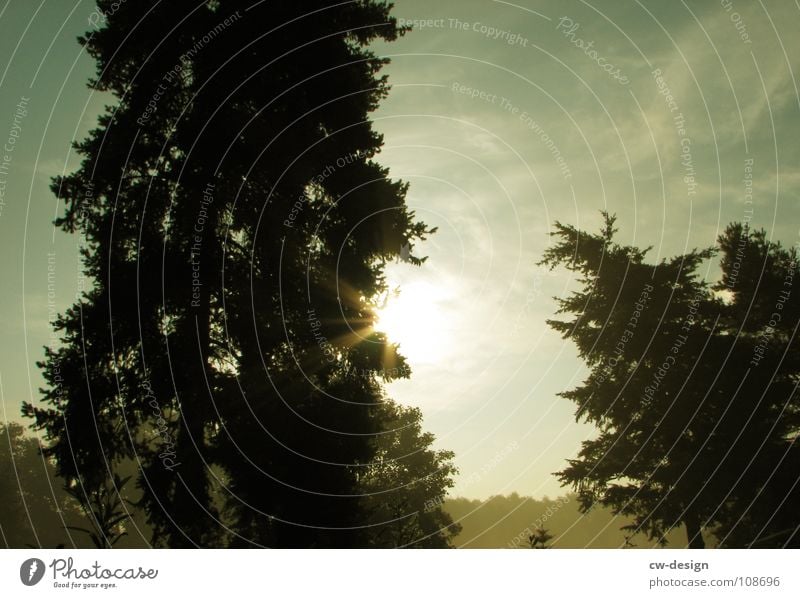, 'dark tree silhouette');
527,527,553,549
24,1,447,548
539,214,800,548
65,473,132,548
709,224,800,548
358,401,460,547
